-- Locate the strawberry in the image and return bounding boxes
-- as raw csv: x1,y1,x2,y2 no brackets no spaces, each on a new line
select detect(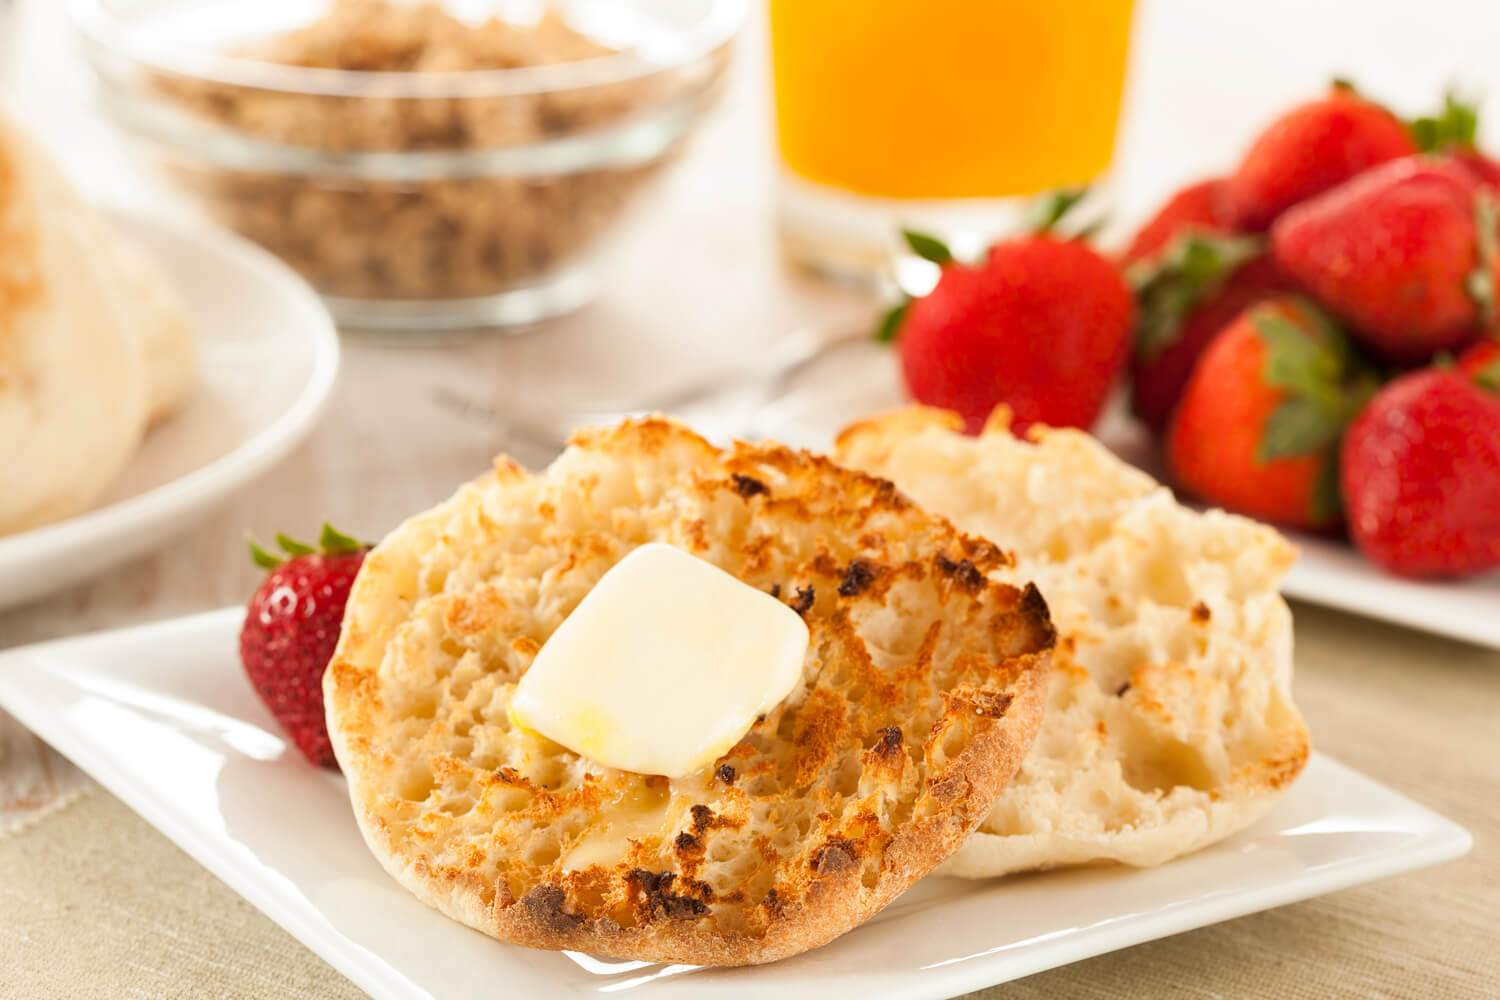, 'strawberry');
239,524,369,769
1128,234,1297,432
1456,338,1500,389
1225,82,1416,231
1120,178,1234,268
1270,155,1499,363
1166,298,1375,530
1447,147,1500,189
888,217,1134,435
1342,370,1500,577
